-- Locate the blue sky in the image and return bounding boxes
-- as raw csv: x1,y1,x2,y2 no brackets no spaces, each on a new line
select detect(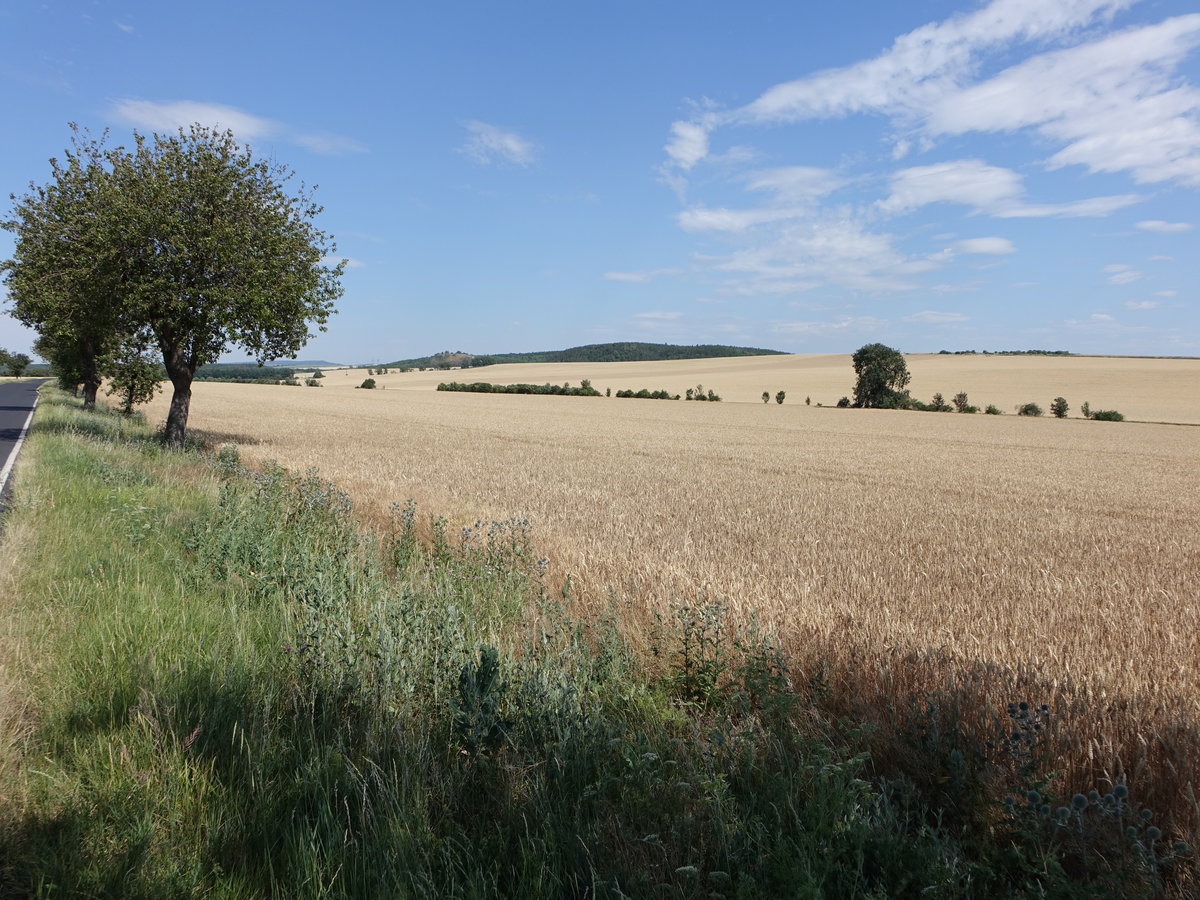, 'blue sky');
1,0,1197,362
